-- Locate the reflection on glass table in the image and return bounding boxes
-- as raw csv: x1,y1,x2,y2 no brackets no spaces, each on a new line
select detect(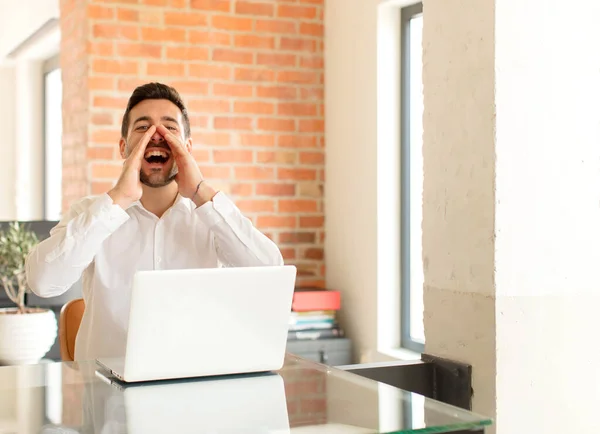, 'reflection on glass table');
0,354,492,433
